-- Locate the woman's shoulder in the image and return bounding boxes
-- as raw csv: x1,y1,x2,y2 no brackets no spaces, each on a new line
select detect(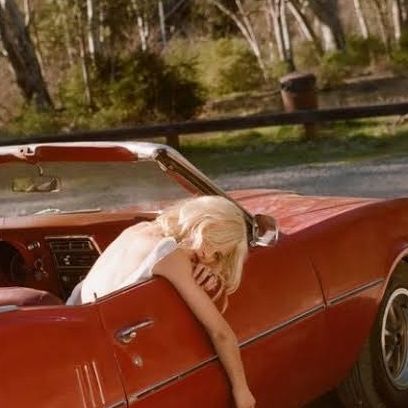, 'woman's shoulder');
152,246,192,277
